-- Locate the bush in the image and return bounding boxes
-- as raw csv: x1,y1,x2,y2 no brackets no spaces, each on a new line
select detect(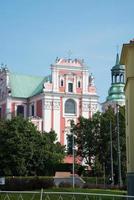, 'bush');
0,176,54,191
